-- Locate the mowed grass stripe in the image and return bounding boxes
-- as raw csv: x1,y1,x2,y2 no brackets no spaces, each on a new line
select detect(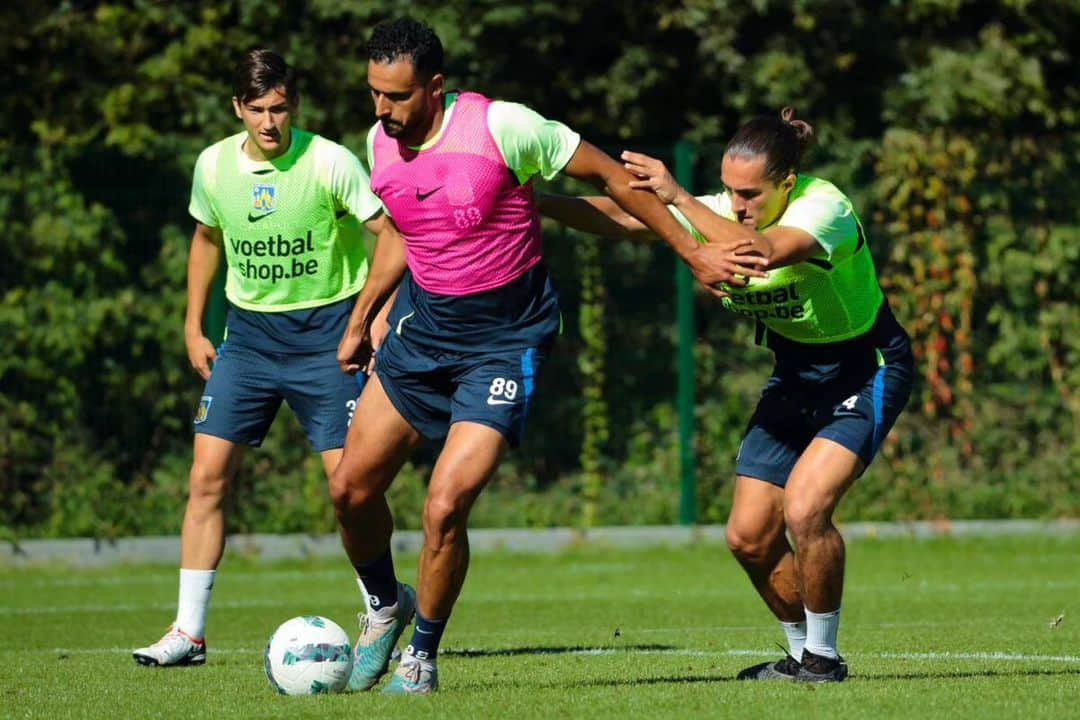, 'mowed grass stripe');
1,536,1078,720
10,646,1080,664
